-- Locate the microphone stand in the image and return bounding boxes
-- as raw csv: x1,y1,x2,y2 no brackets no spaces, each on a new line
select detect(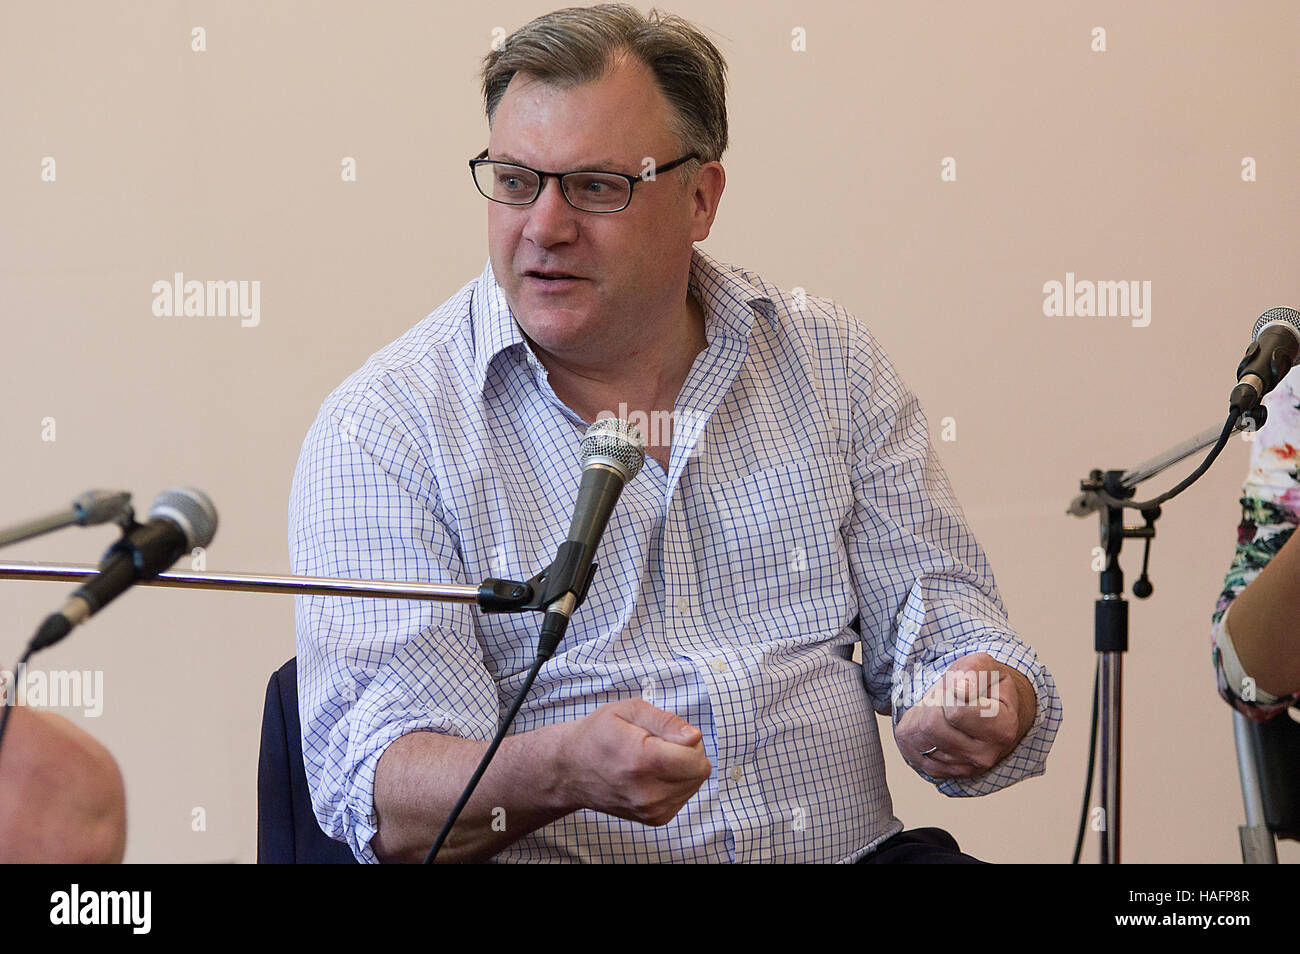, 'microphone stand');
0,558,605,649
1067,407,1265,863
3,421,641,864
0,560,535,609
0,555,599,862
